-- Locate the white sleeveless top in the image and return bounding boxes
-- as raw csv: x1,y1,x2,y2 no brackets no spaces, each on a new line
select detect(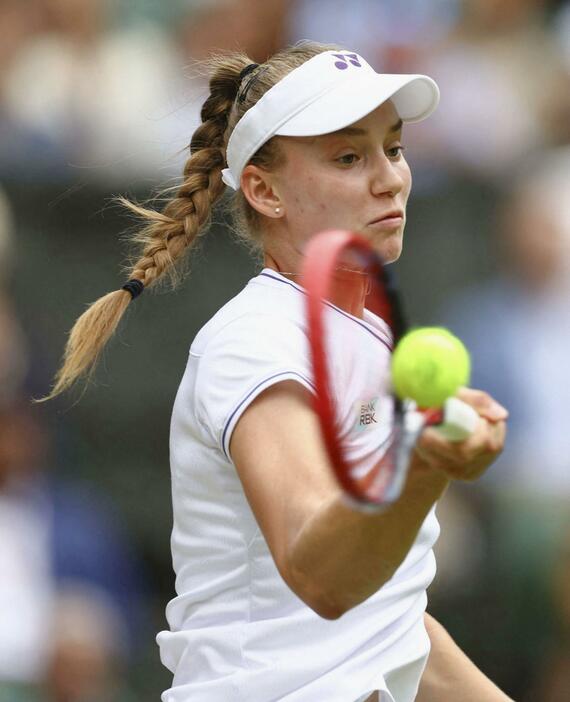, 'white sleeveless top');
157,270,439,702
